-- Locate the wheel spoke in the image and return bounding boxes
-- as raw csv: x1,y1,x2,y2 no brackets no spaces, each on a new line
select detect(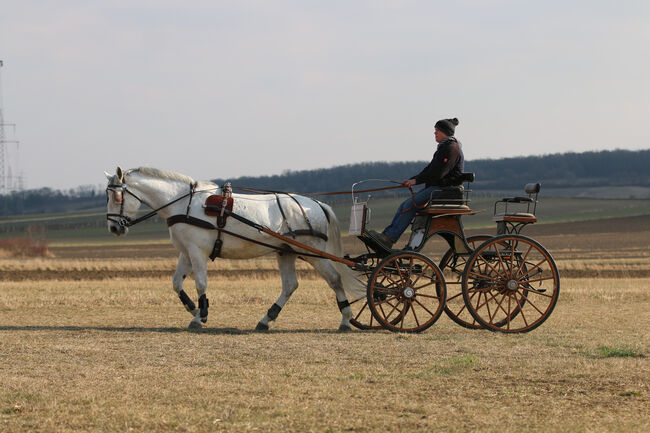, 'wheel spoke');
416,293,441,300
467,271,501,283
520,258,548,279
413,298,437,317
517,291,544,316
520,285,554,298
410,301,421,327
513,292,529,327
412,279,437,291
397,260,410,288
514,244,534,278
411,263,432,288
486,290,510,320
473,255,503,280
353,301,369,321
377,299,396,322
493,244,508,276
506,294,512,330
485,292,494,322
381,272,402,289
509,241,516,277
384,299,403,321
522,275,555,285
